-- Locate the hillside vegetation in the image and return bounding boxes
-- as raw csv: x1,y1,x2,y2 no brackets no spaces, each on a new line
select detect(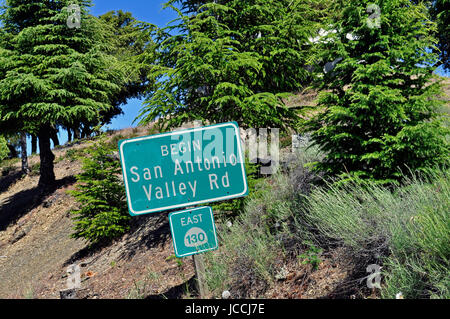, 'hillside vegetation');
0,127,198,299
0,82,448,298
0,0,449,300
203,146,449,298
